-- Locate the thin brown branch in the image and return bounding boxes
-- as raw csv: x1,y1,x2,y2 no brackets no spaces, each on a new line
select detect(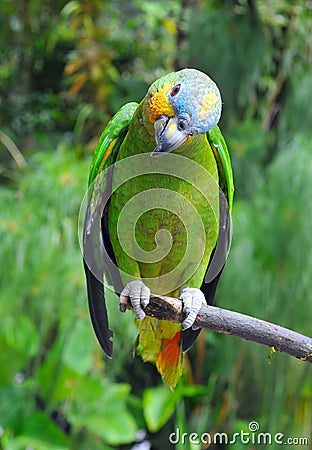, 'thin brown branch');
139,295,312,364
